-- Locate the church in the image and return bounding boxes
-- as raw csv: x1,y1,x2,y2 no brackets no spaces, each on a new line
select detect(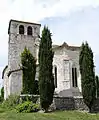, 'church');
2,20,81,99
